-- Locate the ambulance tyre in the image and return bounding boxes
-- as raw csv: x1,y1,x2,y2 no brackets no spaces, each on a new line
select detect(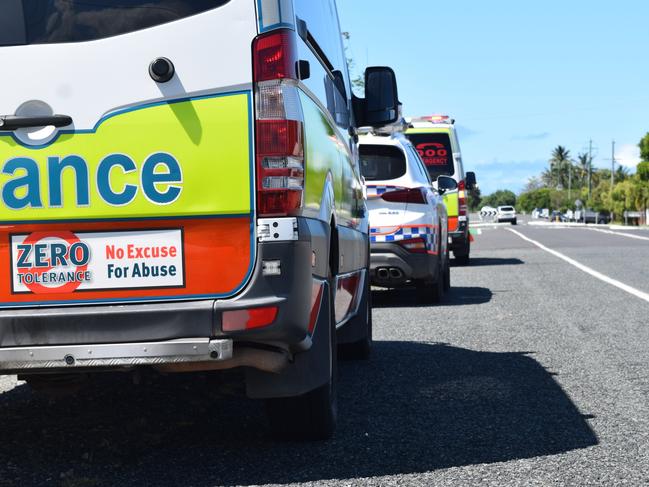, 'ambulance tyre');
443,251,451,291
265,272,337,440
454,238,470,266
339,271,372,361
